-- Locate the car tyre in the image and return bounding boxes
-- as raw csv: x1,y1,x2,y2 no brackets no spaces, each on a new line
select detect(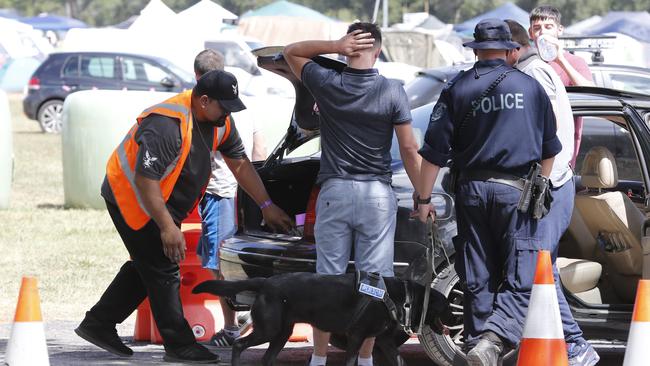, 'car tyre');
418,263,466,366
37,99,64,133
